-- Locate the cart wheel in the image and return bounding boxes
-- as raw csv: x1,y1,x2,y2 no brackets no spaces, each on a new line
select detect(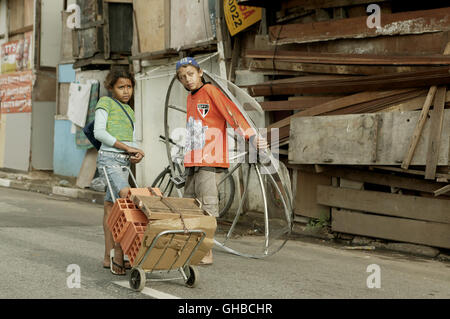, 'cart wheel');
184,265,199,288
129,267,146,292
